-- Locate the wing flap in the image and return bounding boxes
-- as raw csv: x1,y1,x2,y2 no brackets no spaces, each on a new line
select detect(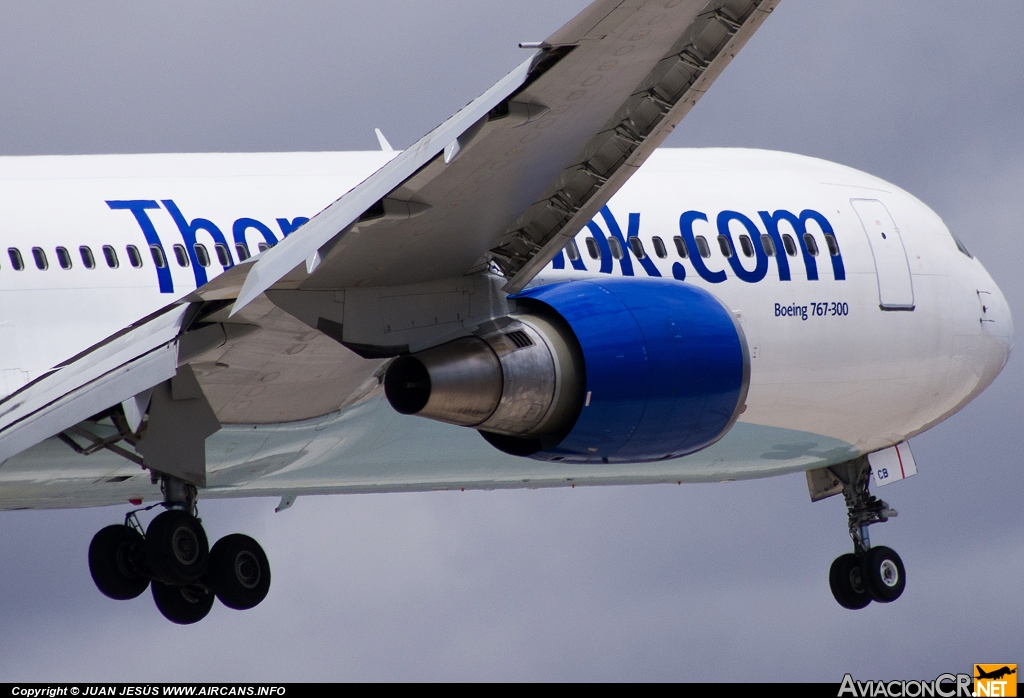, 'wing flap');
0,306,188,464
499,0,779,291
0,0,782,468
231,55,538,313
227,0,779,315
